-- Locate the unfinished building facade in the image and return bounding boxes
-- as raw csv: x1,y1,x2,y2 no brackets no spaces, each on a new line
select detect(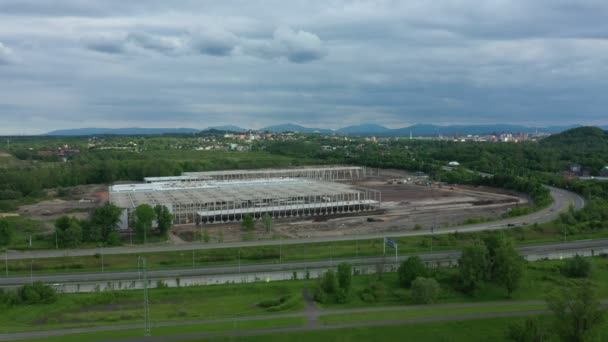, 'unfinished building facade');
110,167,380,228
